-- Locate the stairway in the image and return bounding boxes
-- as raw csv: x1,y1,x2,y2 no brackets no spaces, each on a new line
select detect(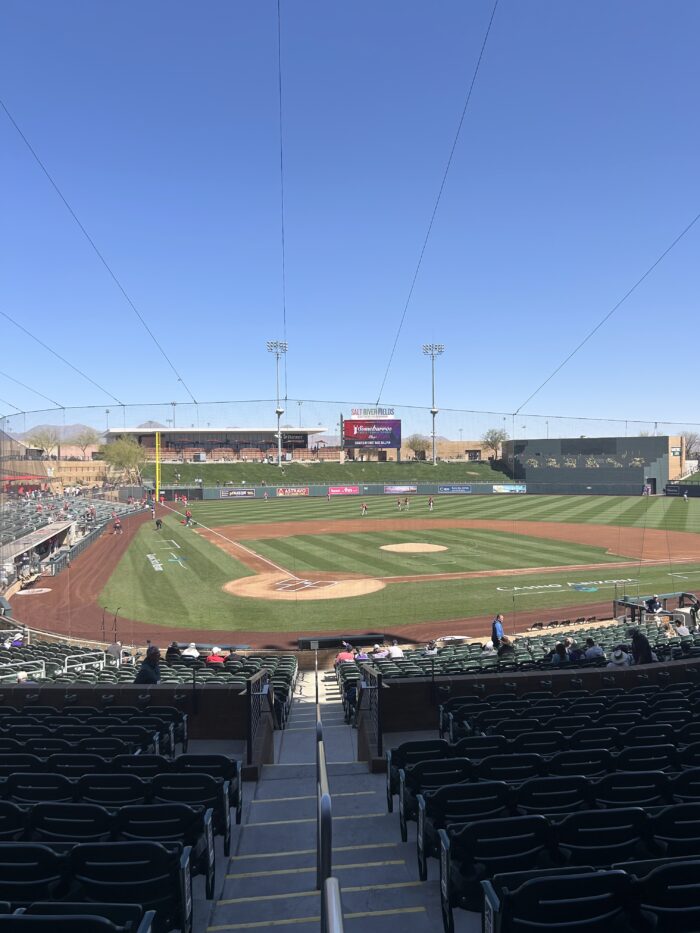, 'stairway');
206,670,477,932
